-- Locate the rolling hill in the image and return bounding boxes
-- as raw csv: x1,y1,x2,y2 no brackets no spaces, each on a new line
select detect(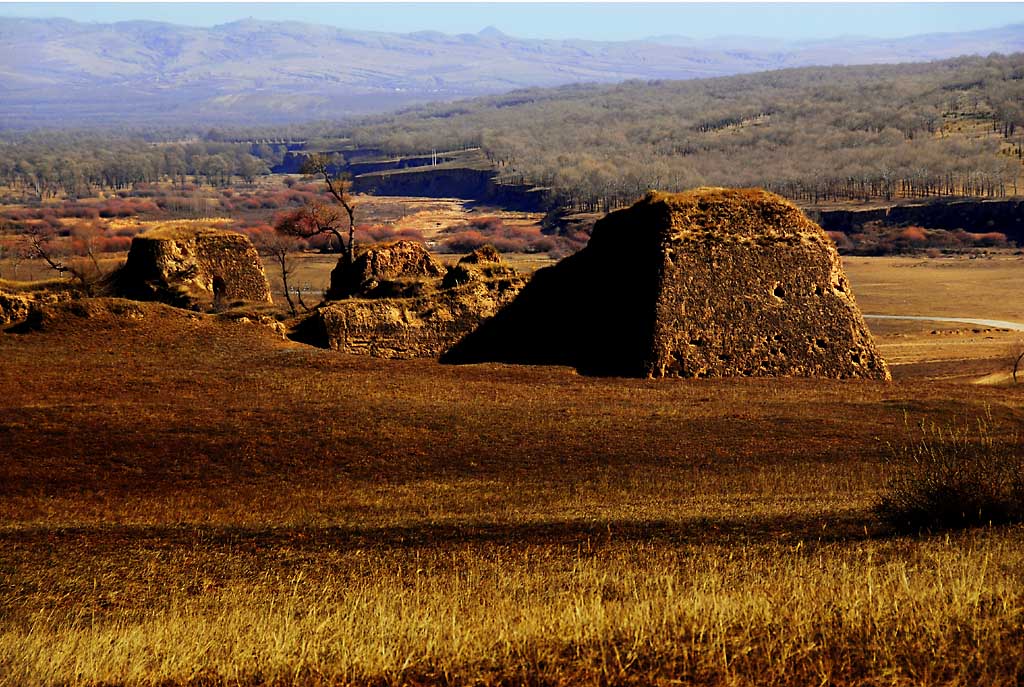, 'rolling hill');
2,16,1024,128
